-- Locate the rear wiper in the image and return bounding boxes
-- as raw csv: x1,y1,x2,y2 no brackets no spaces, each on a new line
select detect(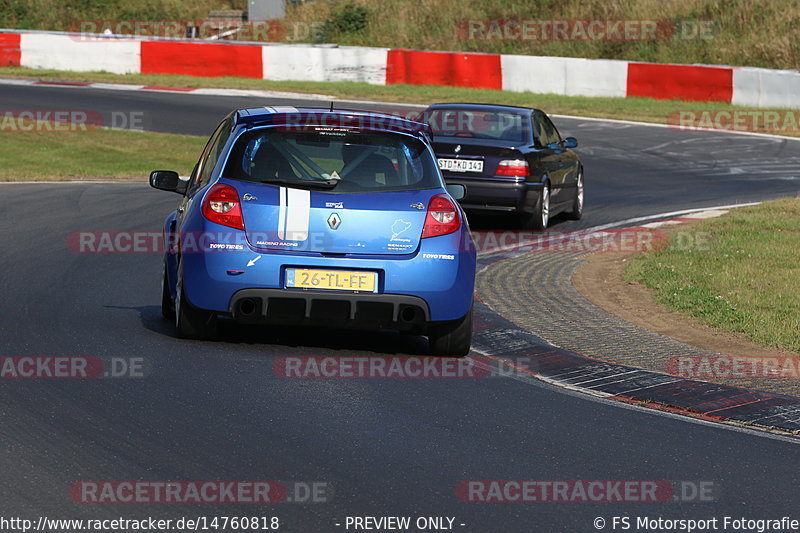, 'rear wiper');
259,178,339,190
